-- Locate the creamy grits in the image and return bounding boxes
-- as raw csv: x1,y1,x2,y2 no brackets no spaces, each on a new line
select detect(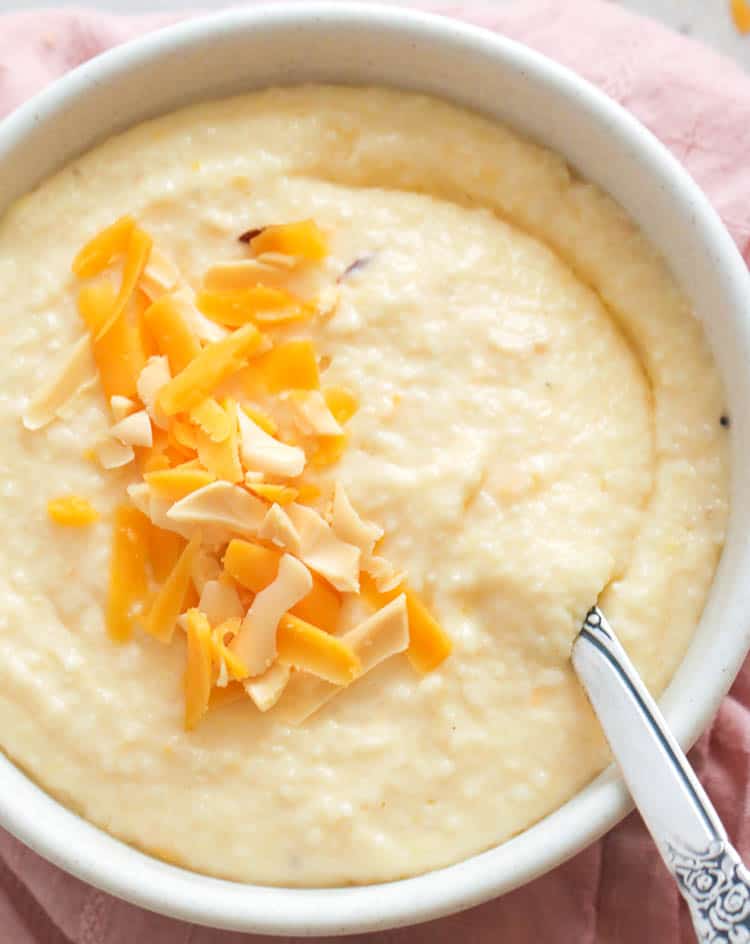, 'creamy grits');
0,86,728,886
